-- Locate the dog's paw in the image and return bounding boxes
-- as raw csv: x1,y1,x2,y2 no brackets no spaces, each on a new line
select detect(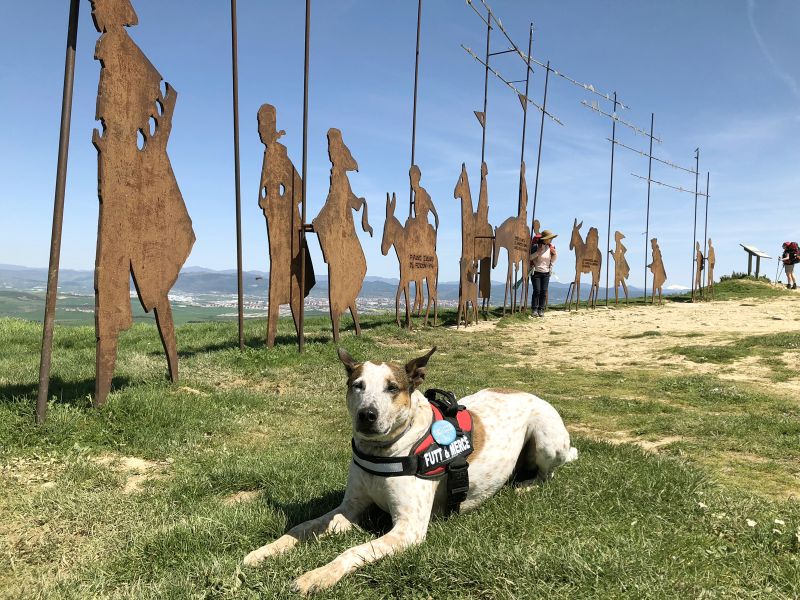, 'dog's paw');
243,535,296,566
292,566,342,596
